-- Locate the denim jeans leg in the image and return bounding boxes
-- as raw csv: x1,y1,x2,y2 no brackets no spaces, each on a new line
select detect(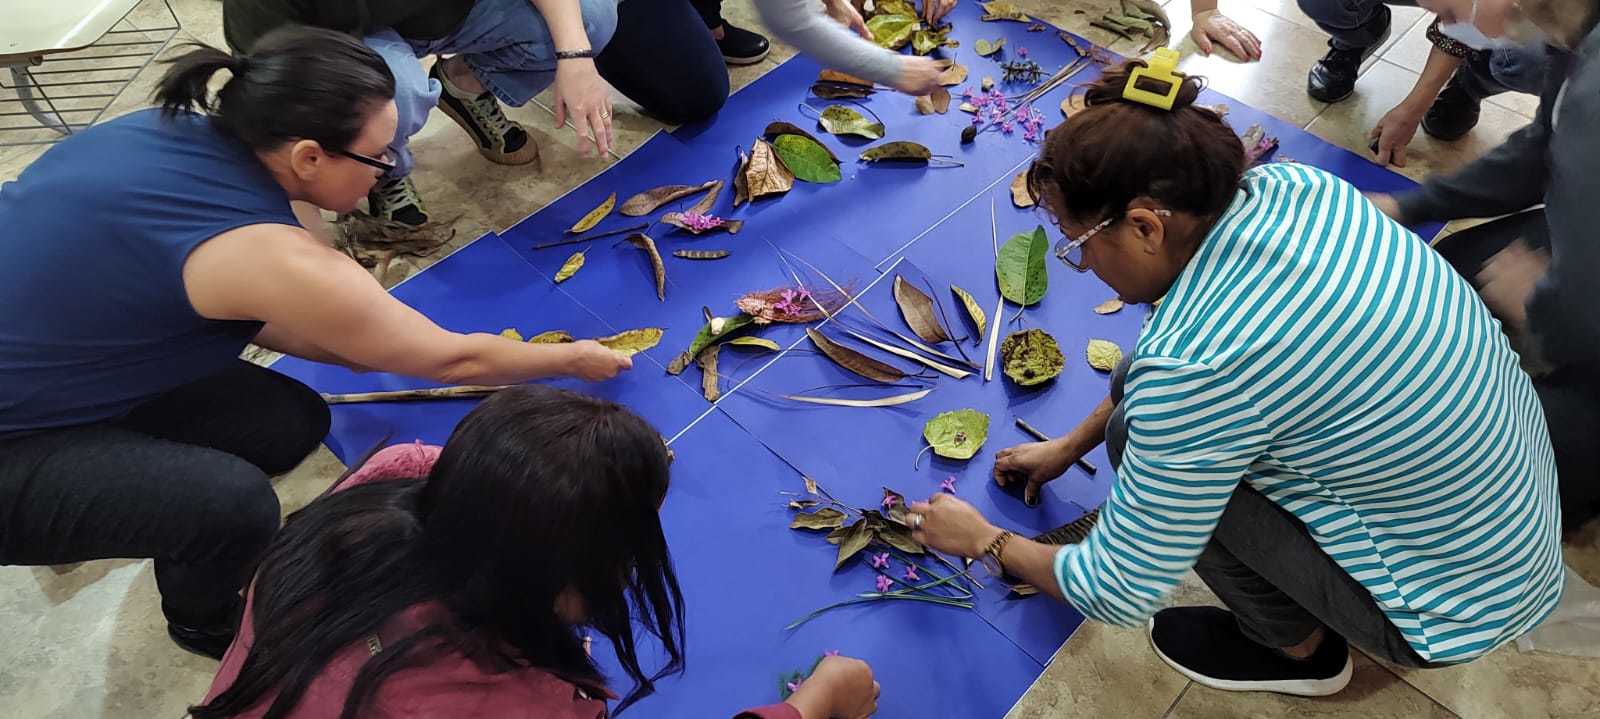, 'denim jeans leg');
414,0,620,108
362,29,439,179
